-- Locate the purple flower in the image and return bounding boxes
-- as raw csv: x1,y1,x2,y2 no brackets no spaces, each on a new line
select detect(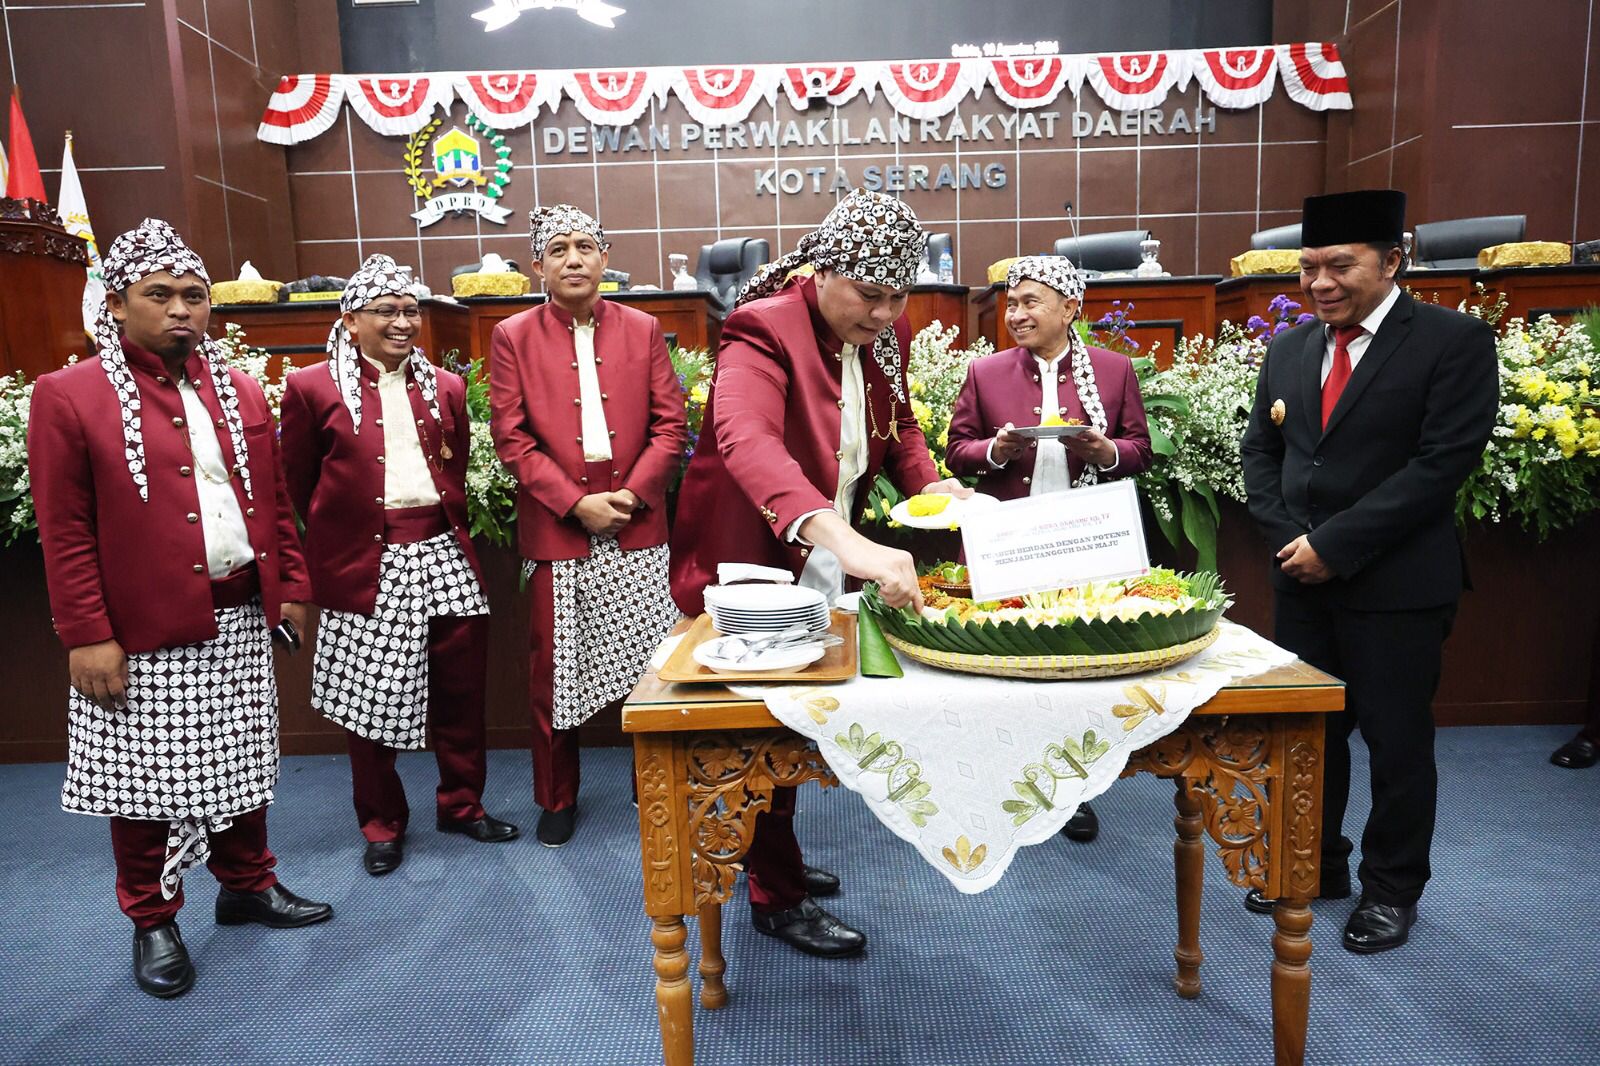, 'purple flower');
1246,315,1269,332
1296,312,1315,324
